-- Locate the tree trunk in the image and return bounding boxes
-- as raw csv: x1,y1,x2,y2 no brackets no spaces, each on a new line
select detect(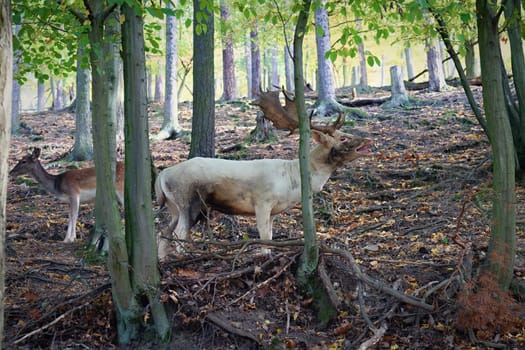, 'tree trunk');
294,0,337,326
121,3,170,341
314,0,343,116
465,40,477,79
504,0,525,169
250,25,261,99
154,74,163,102
0,3,12,347
284,44,294,93
86,2,136,343
156,0,182,141
37,81,45,112
405,47,414,80
11,23,20,134
220,0,236,101
429,6,489,137
477,0,516,289
270,47,279,88
72,44,93,161
356,19,368,88
245,32,252,98
190,0,215,158
427,40,448,92
384,65,409,108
